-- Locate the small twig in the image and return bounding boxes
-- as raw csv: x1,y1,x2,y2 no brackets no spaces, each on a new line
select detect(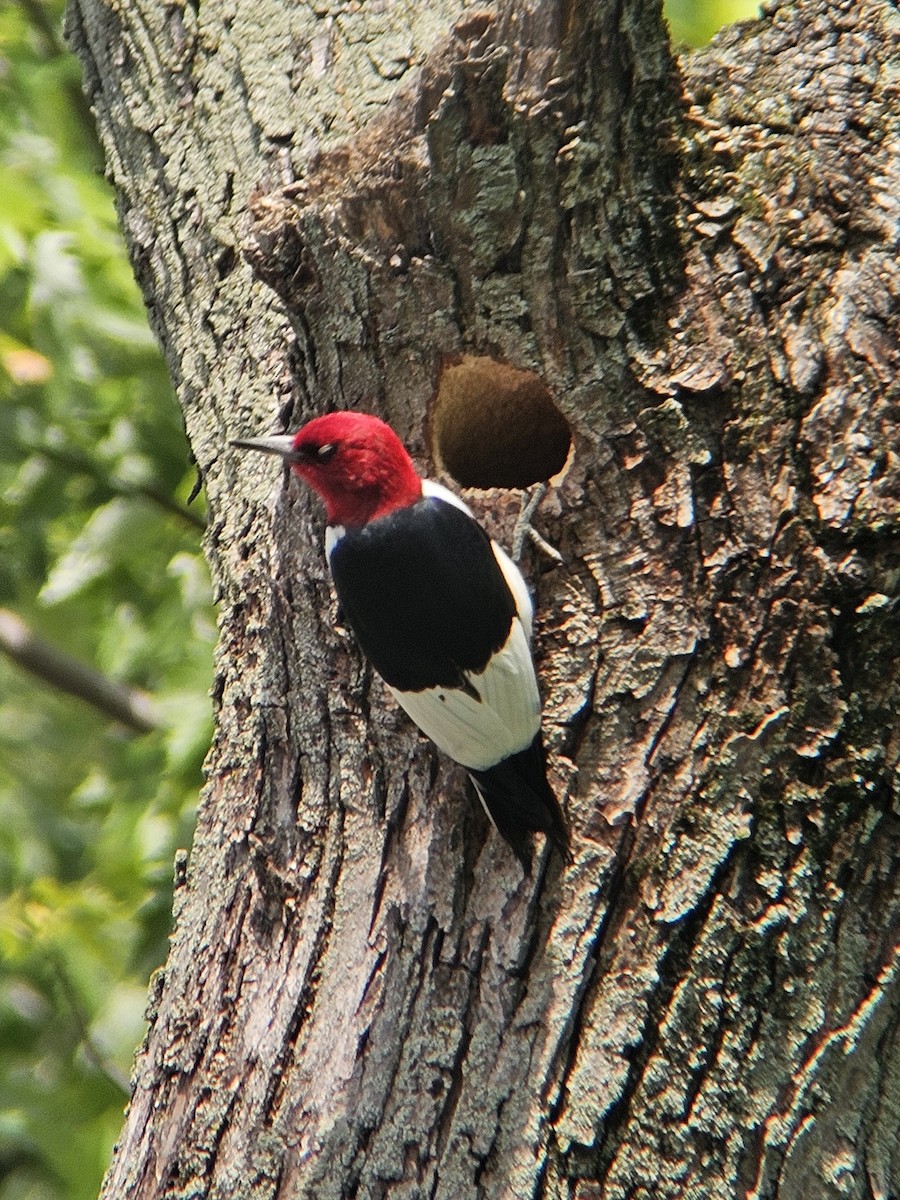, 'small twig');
511,484,564,564
0,609,160,733
51,956,132,1096
32,441,206,532
16,0,62,56
16,0,106,166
